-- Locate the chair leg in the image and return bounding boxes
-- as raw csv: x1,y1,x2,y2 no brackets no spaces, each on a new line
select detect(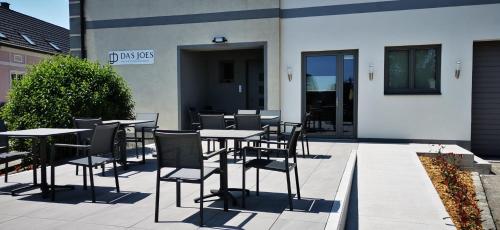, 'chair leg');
75,149,79,175
51,162,55,201
33,162,38,185
154,176,160,222
301,133,306,157
176,180,181,207
134,131,139,158
256,168,260,196
83,166,87,190
286,170,293,210
88,166,96,202
4,162,8,183
200,181,204,226
113,161,120,193
141,132,146,164
294,168,301,200
242,165,246,208
101,164,105,176
305,136,310,156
